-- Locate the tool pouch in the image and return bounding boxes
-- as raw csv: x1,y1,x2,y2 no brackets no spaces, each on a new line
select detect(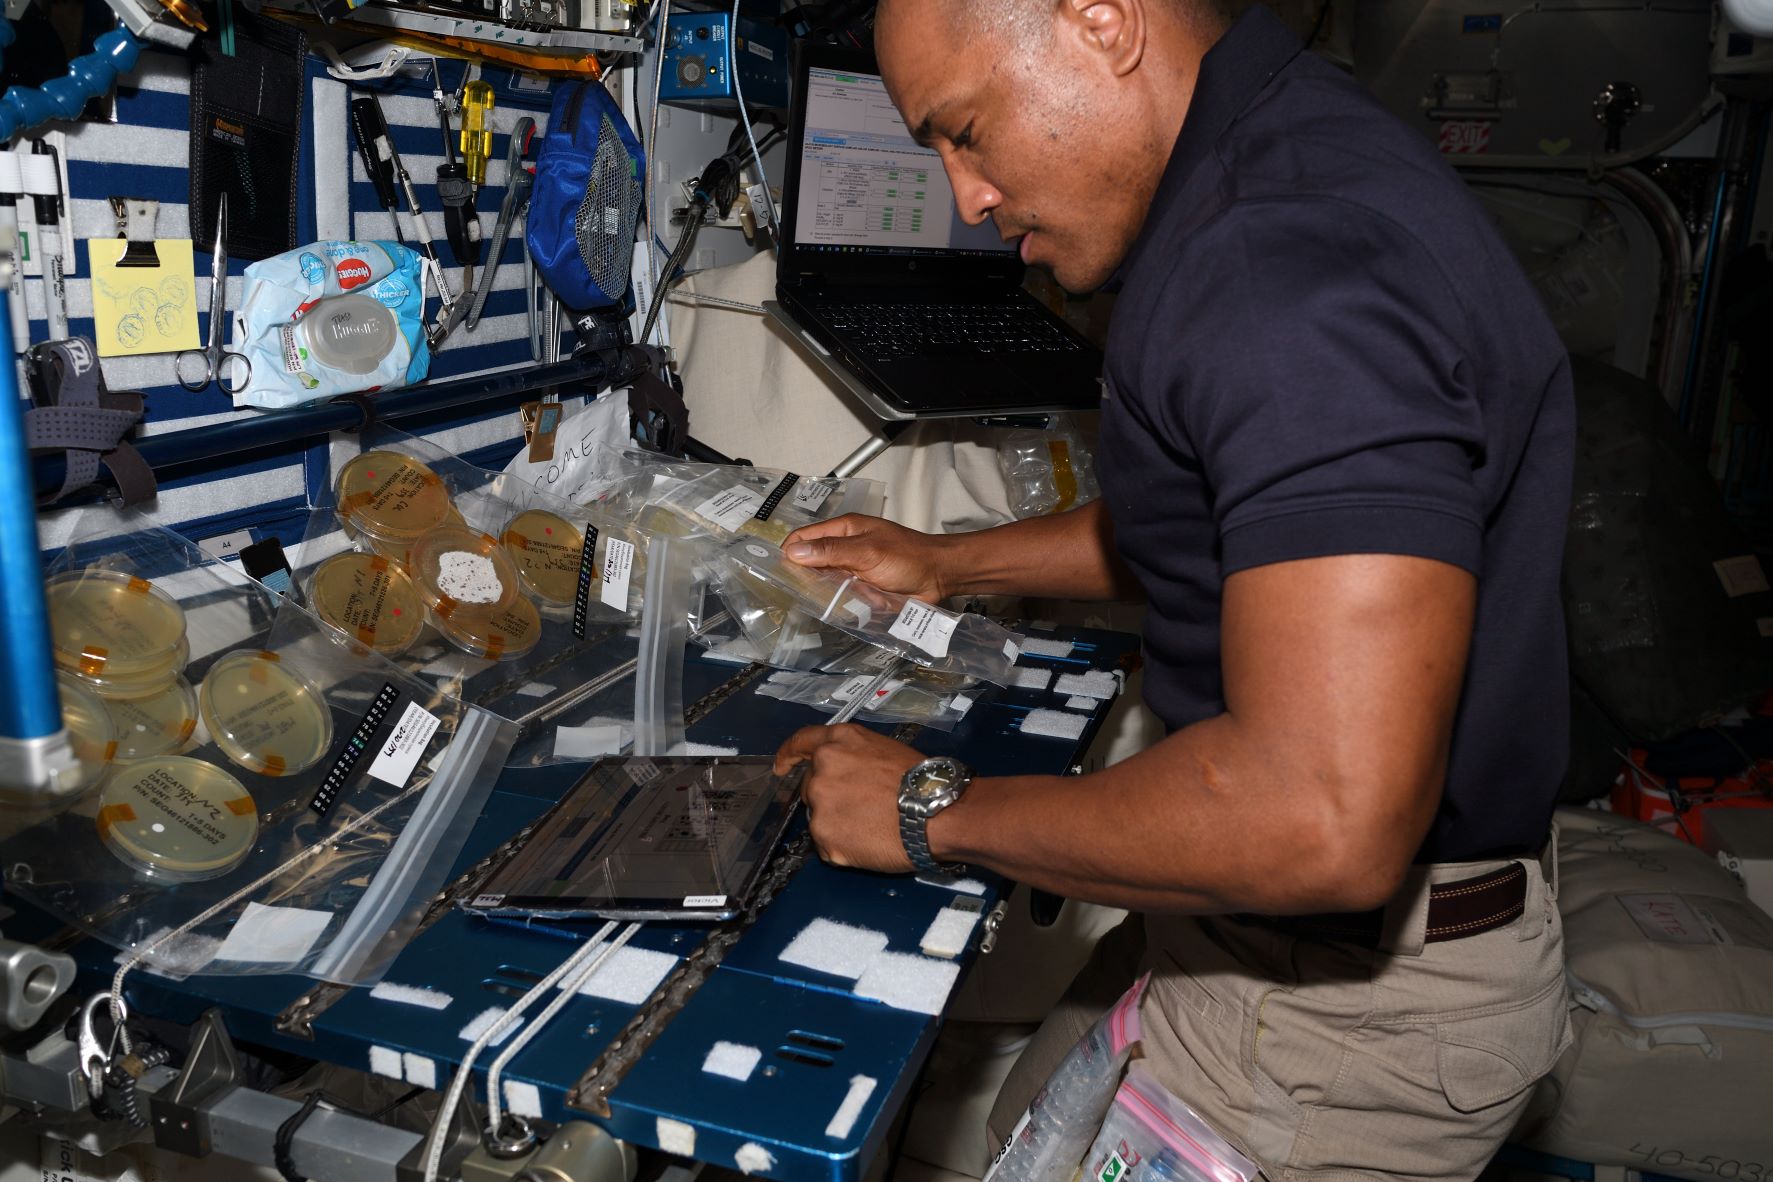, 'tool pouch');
526,80,644,312
188,8,305,260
